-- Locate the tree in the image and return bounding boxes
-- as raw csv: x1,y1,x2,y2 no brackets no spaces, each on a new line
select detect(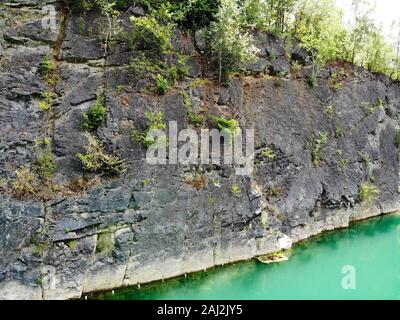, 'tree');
293,0,348,86
390,20,400,80
365,26,393,75
209,0,259,82
272,0,296,34
241,0,295,34
349,0,375,67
